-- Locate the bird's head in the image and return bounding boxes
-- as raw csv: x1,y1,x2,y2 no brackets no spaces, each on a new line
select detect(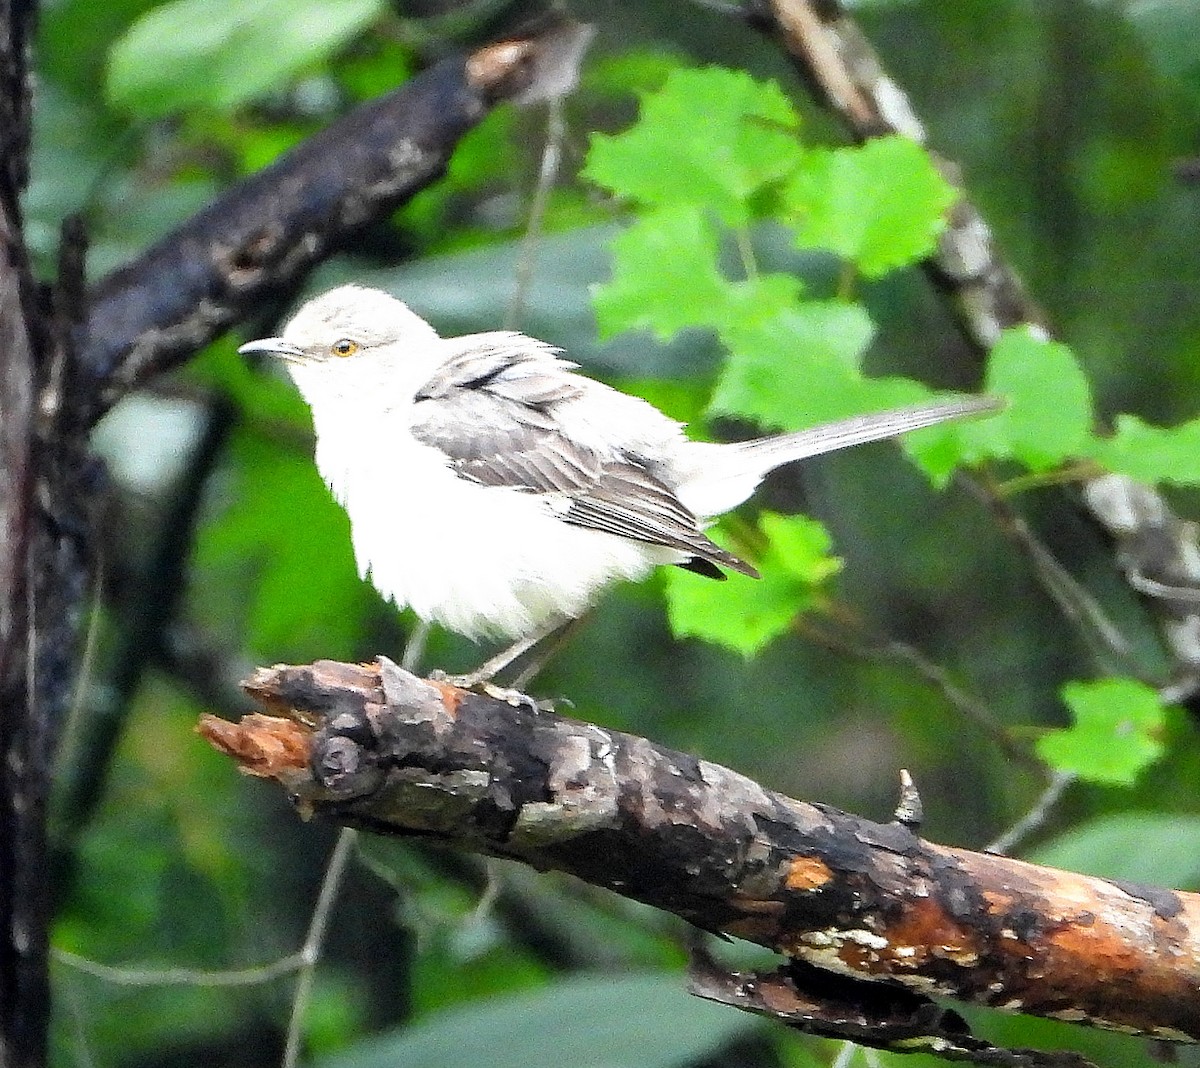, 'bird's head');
238,284,441,372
